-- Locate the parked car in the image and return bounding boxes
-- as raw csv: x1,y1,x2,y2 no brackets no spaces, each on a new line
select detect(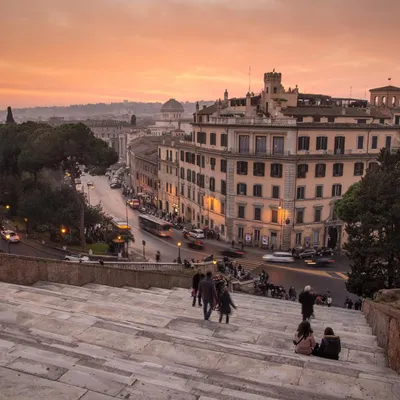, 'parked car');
220,248,245,258
263,252,294,263
110,180,122,189
298,248,317,259
305,258,335,268
189,229,205,239
64,255,90,262
187,239,204,250
0,230,20,243
315,247,334,257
